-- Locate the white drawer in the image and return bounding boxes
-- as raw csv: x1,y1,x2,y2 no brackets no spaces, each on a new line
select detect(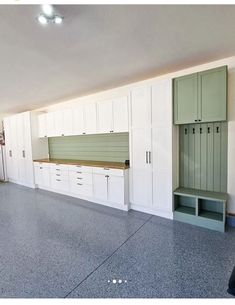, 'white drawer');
92,167,124,177
70,183,93,197
68,165,93,173
51,171,69,180
69,172,92,185
50,163,69,173
34,162,50,168
51,178,69,191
